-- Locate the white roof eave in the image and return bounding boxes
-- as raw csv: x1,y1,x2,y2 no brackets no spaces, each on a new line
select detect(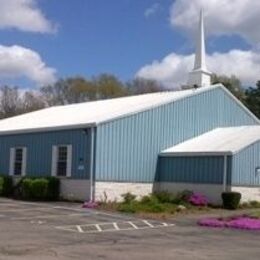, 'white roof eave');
0,122,97,136
159,151,233,157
